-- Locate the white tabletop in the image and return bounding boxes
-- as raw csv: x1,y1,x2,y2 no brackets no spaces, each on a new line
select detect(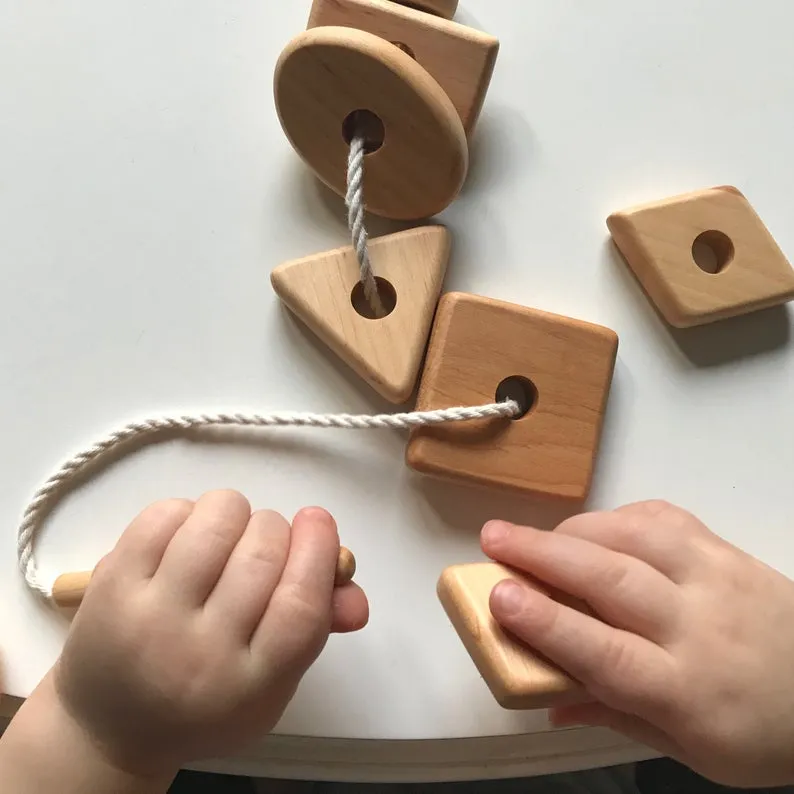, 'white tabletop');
2,0,793,781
